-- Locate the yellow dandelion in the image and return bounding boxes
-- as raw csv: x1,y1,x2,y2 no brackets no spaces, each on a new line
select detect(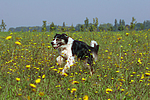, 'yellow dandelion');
105,50,108,53
121,89,125,92
58,67,63,70
71,88,77,93
39,92,44,96
53,69,57,71
6,36,12,40
138,58,142,64
18,93,22,96
82,78,86,81
106,88,113,94
83,95,88,100
15,41,22,45
29,84,36,88
72,81,79,84
116,70,119,73
16,78,20,82
32,89,36,92
42,74,45,79
62,73,68,77
106,88,113,92
126,33,129,36
35,78,41,84
141,74,144,79
26,65,30,68
55,85,61,87
145,73,150,76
